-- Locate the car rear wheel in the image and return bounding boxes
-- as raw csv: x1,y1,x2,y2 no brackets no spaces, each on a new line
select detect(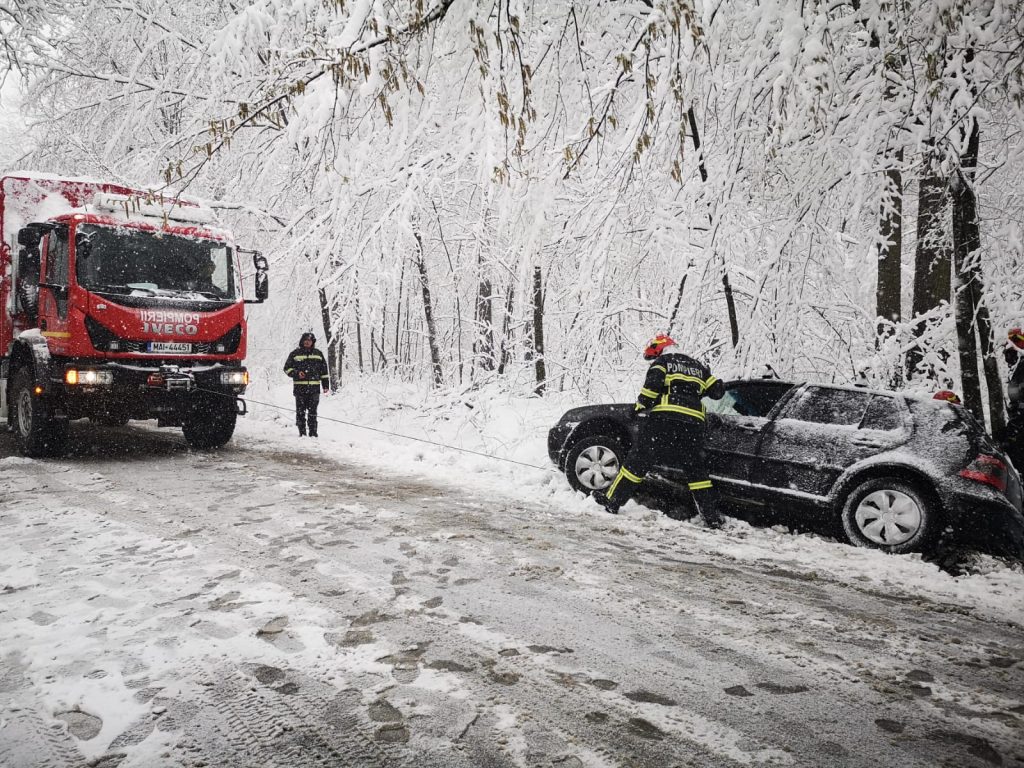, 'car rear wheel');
840,477,940,555
565,434,625,494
